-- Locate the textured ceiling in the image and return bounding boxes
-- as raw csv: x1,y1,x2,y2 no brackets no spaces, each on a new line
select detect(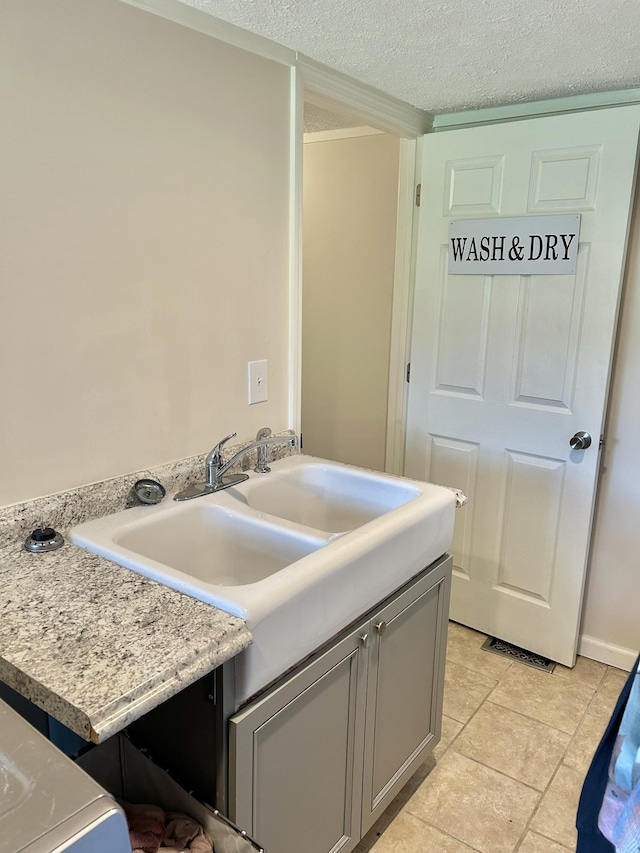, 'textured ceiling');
178,0,640,114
